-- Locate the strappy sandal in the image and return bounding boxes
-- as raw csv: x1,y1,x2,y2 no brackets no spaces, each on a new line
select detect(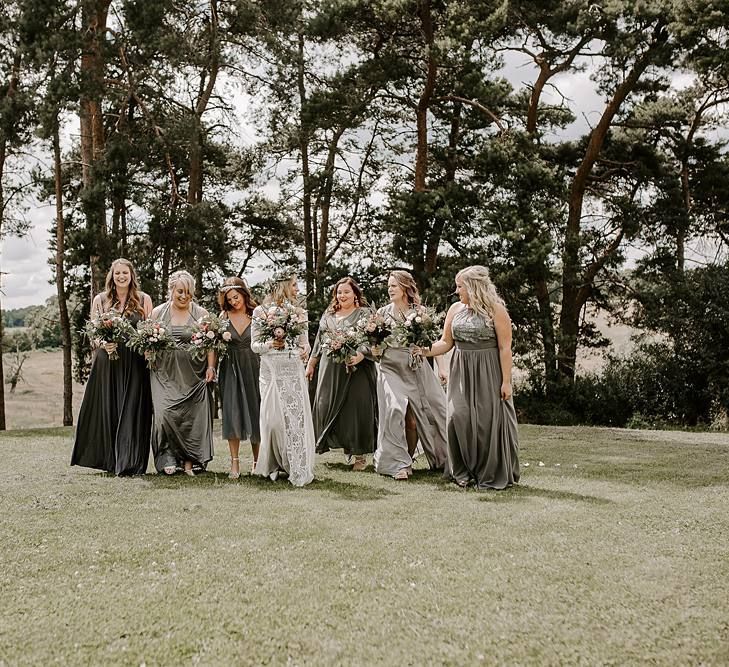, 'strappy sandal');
163,466,176,476
228,457,240,480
